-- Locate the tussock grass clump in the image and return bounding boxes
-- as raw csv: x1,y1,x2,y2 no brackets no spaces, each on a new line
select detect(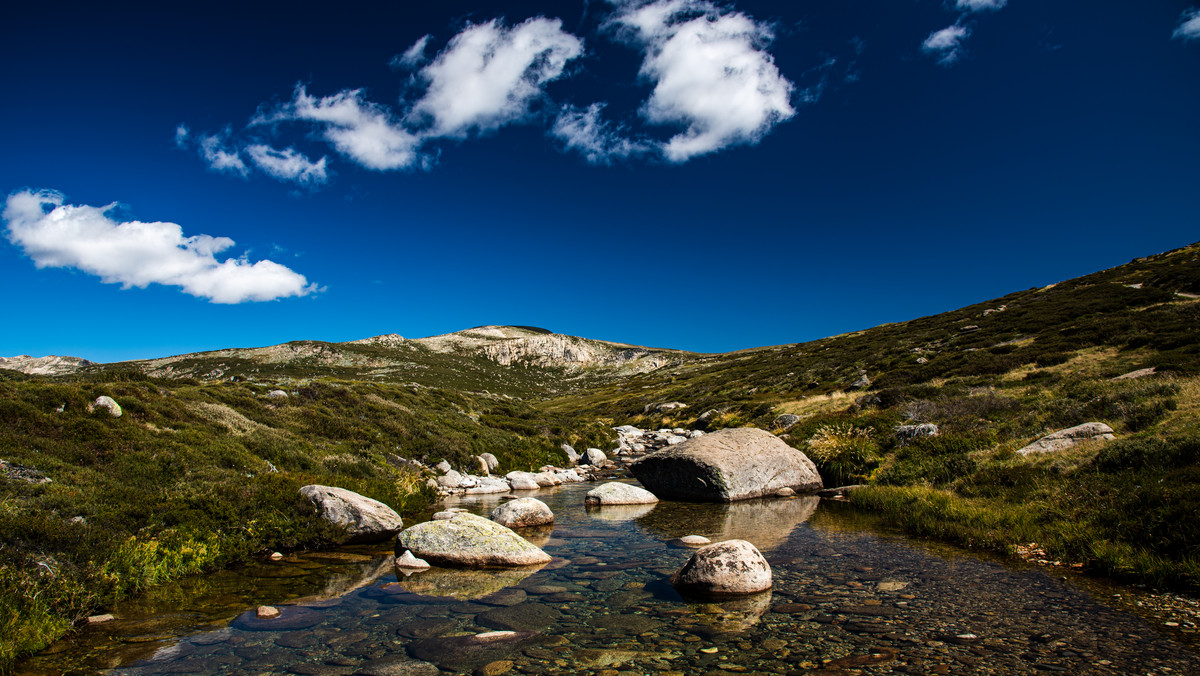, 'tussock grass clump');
805,424,880,486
